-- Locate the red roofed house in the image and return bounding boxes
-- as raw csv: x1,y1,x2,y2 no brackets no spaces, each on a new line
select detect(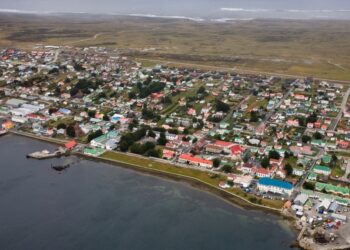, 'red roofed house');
65,140,77,150
270,158,284,168
252,167,272,178
163,149,176,160
231,144,244,155
338,140,349,149
178,154,213,168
